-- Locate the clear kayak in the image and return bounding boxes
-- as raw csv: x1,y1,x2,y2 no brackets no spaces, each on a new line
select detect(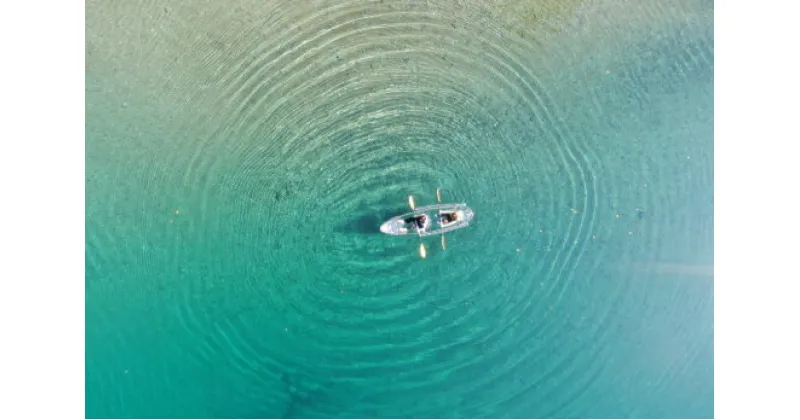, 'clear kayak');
379,203,475,237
